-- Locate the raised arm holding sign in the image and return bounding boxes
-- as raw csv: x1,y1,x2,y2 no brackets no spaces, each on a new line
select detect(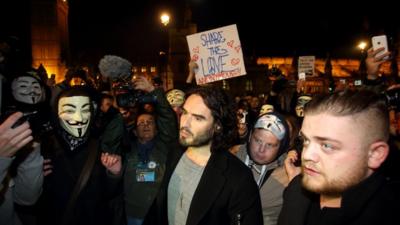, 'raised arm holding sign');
186,24,246,85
